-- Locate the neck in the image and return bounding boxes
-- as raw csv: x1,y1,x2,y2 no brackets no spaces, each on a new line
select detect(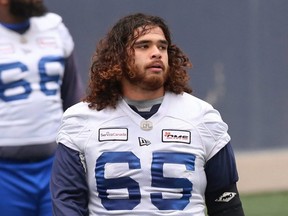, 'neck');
122,80,165,101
